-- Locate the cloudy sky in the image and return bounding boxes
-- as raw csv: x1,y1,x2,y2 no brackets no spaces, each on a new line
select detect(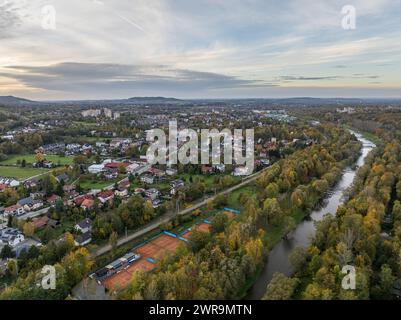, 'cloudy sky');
0,0,401,100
